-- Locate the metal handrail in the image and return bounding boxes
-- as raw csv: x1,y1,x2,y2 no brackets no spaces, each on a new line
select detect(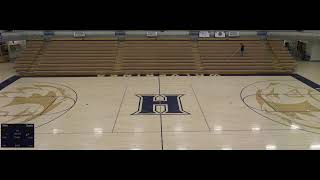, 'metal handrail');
225,48,241,61
265,40,281,67
26,41,48,73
